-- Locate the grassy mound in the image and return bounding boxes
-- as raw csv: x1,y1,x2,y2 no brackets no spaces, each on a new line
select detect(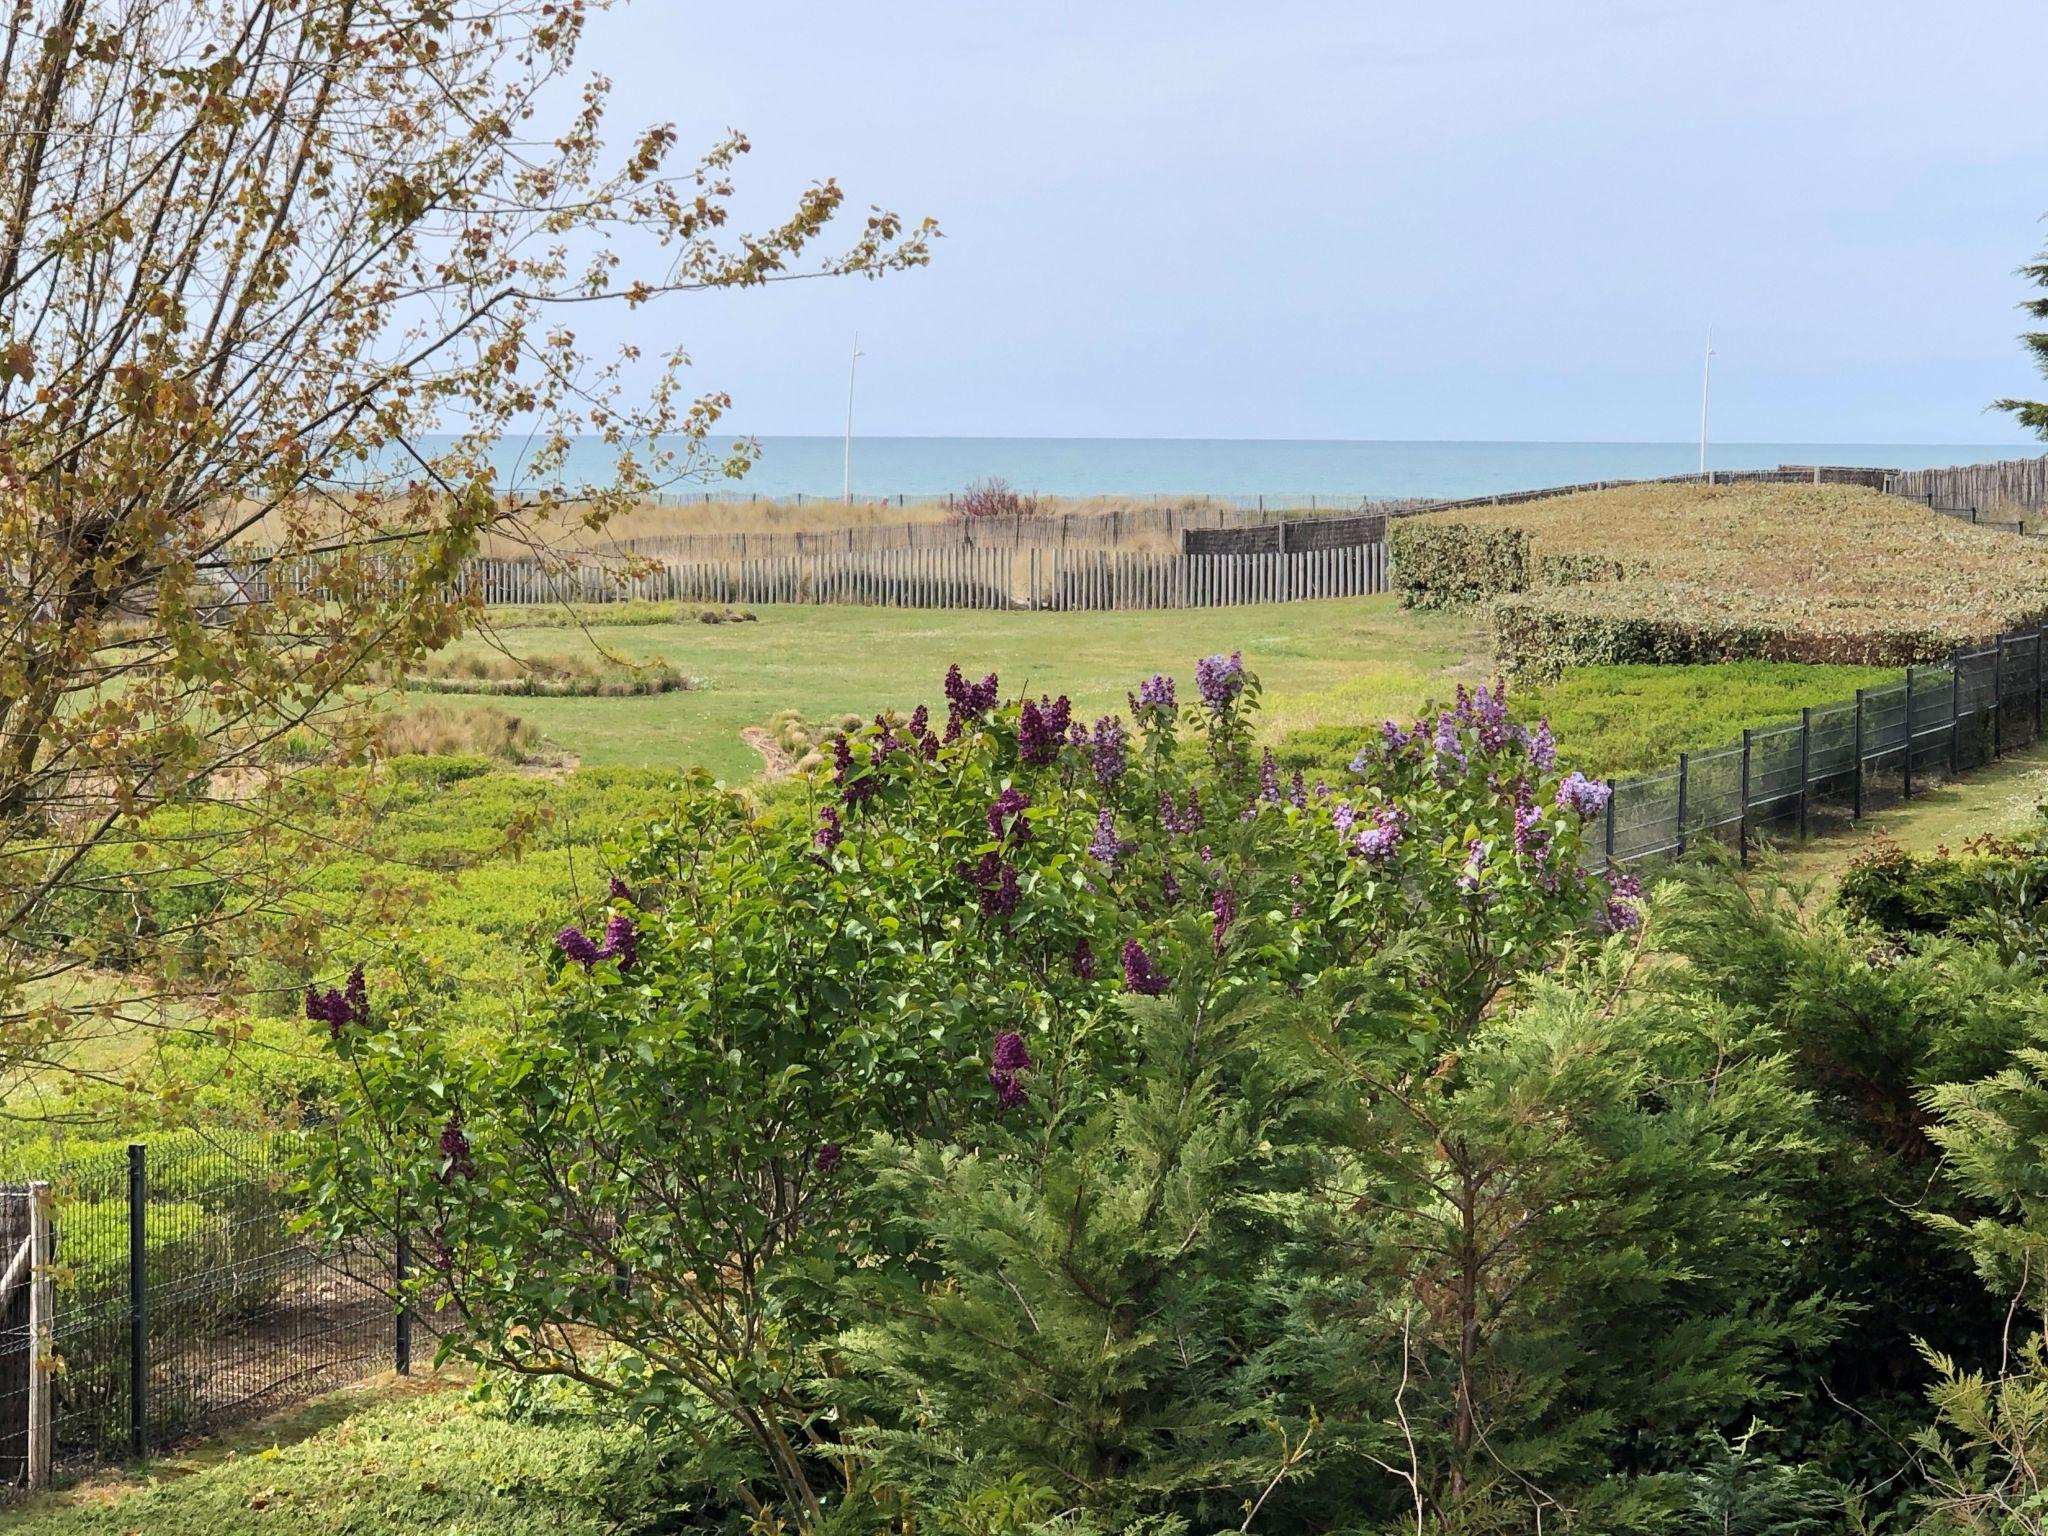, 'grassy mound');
1390,482,2048,677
